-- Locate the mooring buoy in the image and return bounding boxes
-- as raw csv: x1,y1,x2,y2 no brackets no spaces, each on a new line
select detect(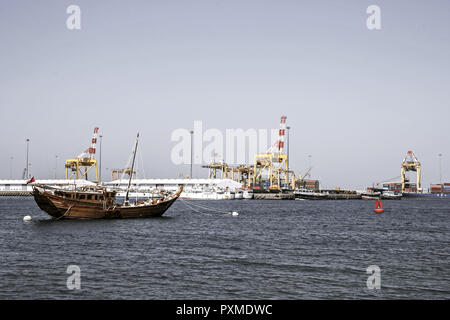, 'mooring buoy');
374,200,384,213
